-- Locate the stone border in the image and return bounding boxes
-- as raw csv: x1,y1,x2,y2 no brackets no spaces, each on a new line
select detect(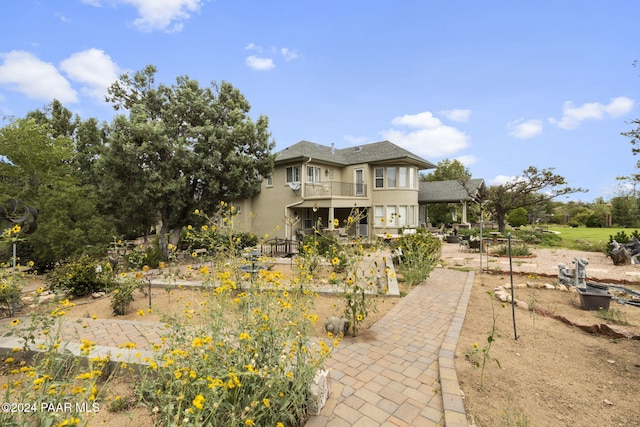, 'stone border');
440,270,474,426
